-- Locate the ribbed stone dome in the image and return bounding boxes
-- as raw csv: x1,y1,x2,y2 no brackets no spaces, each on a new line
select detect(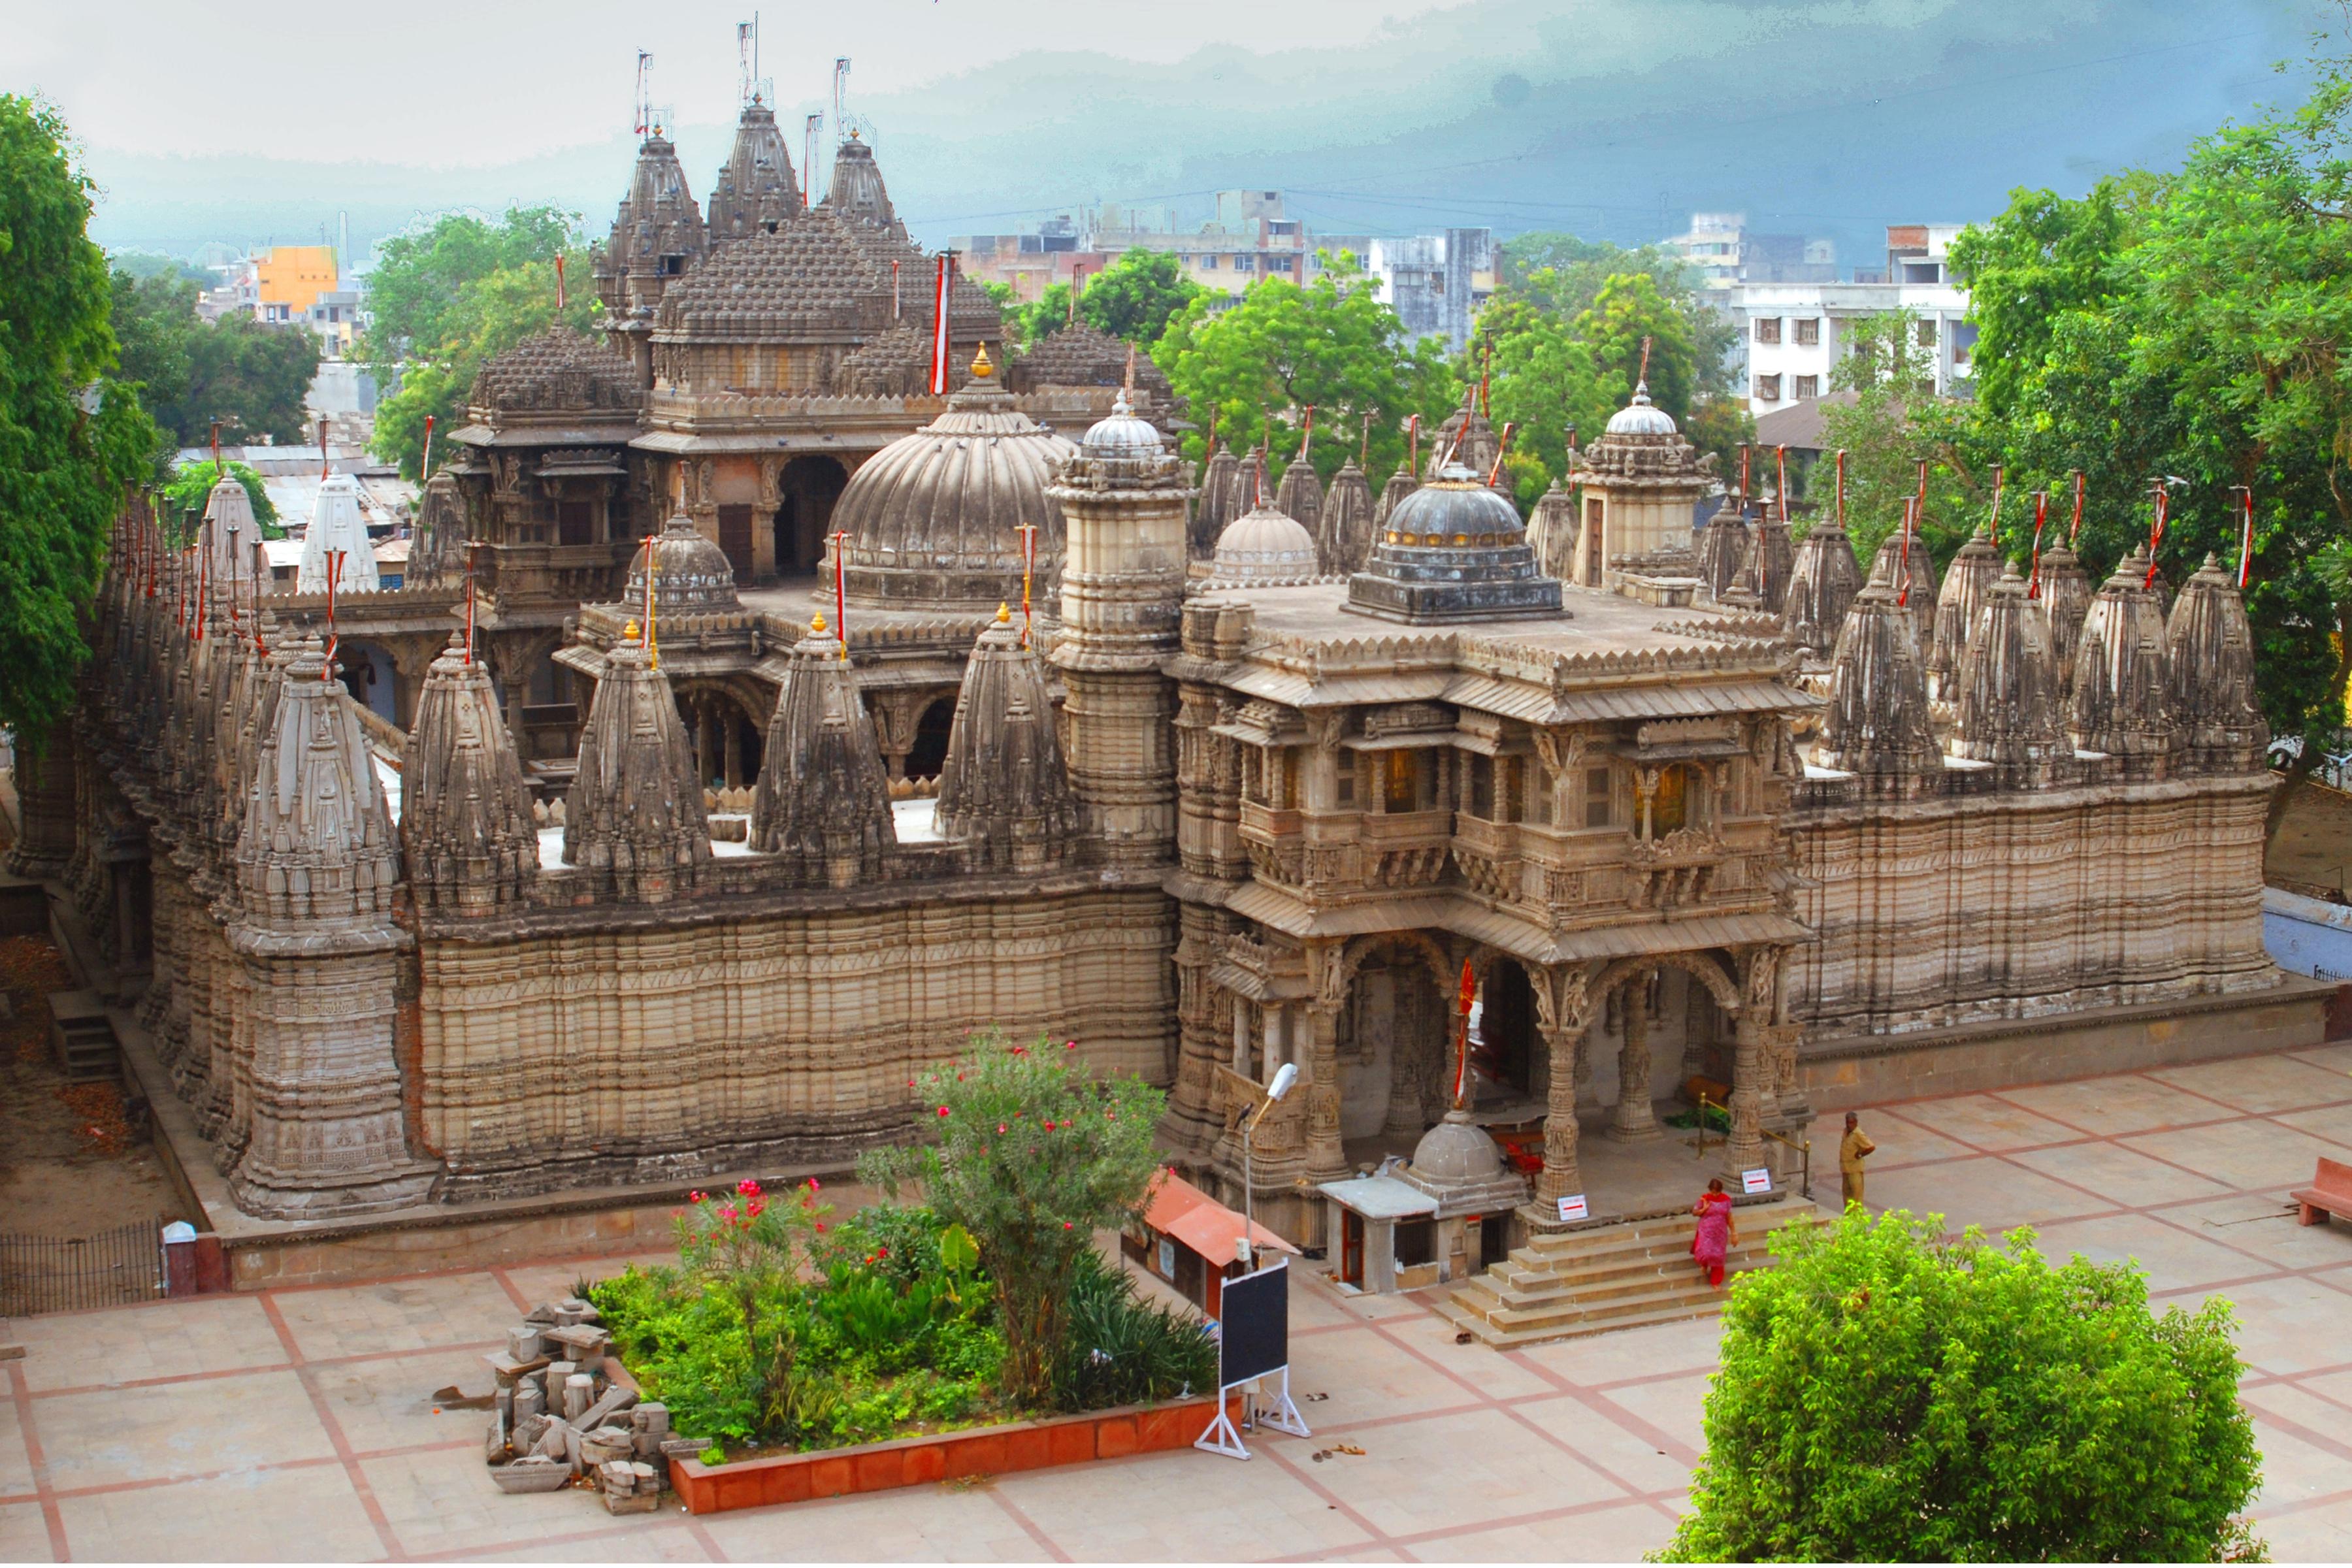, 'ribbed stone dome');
1386,468,1525,544
1209,503,1318,583
622,513,742,613
833,350,1077,610
1081,391,1163,460
1406,1113,1508,1184
1604,382,1678,437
